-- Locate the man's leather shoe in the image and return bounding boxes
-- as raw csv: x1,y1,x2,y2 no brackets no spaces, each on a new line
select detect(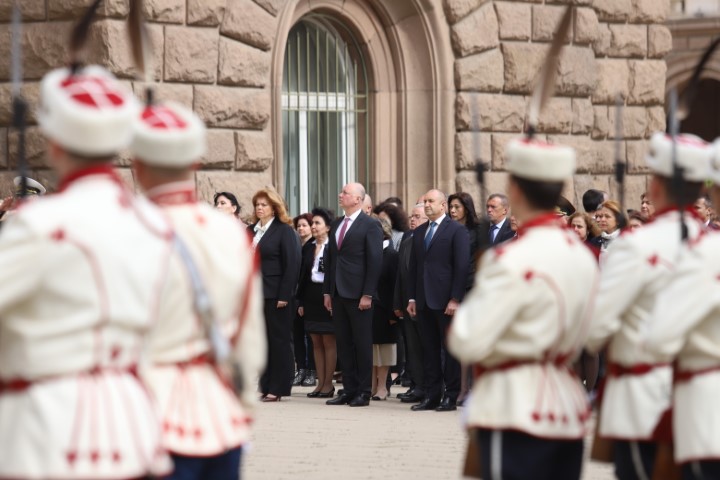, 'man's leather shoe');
435,397,457,412
326,393,352,406
400,392,424,404
349,393,370,407
411,398,439,411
